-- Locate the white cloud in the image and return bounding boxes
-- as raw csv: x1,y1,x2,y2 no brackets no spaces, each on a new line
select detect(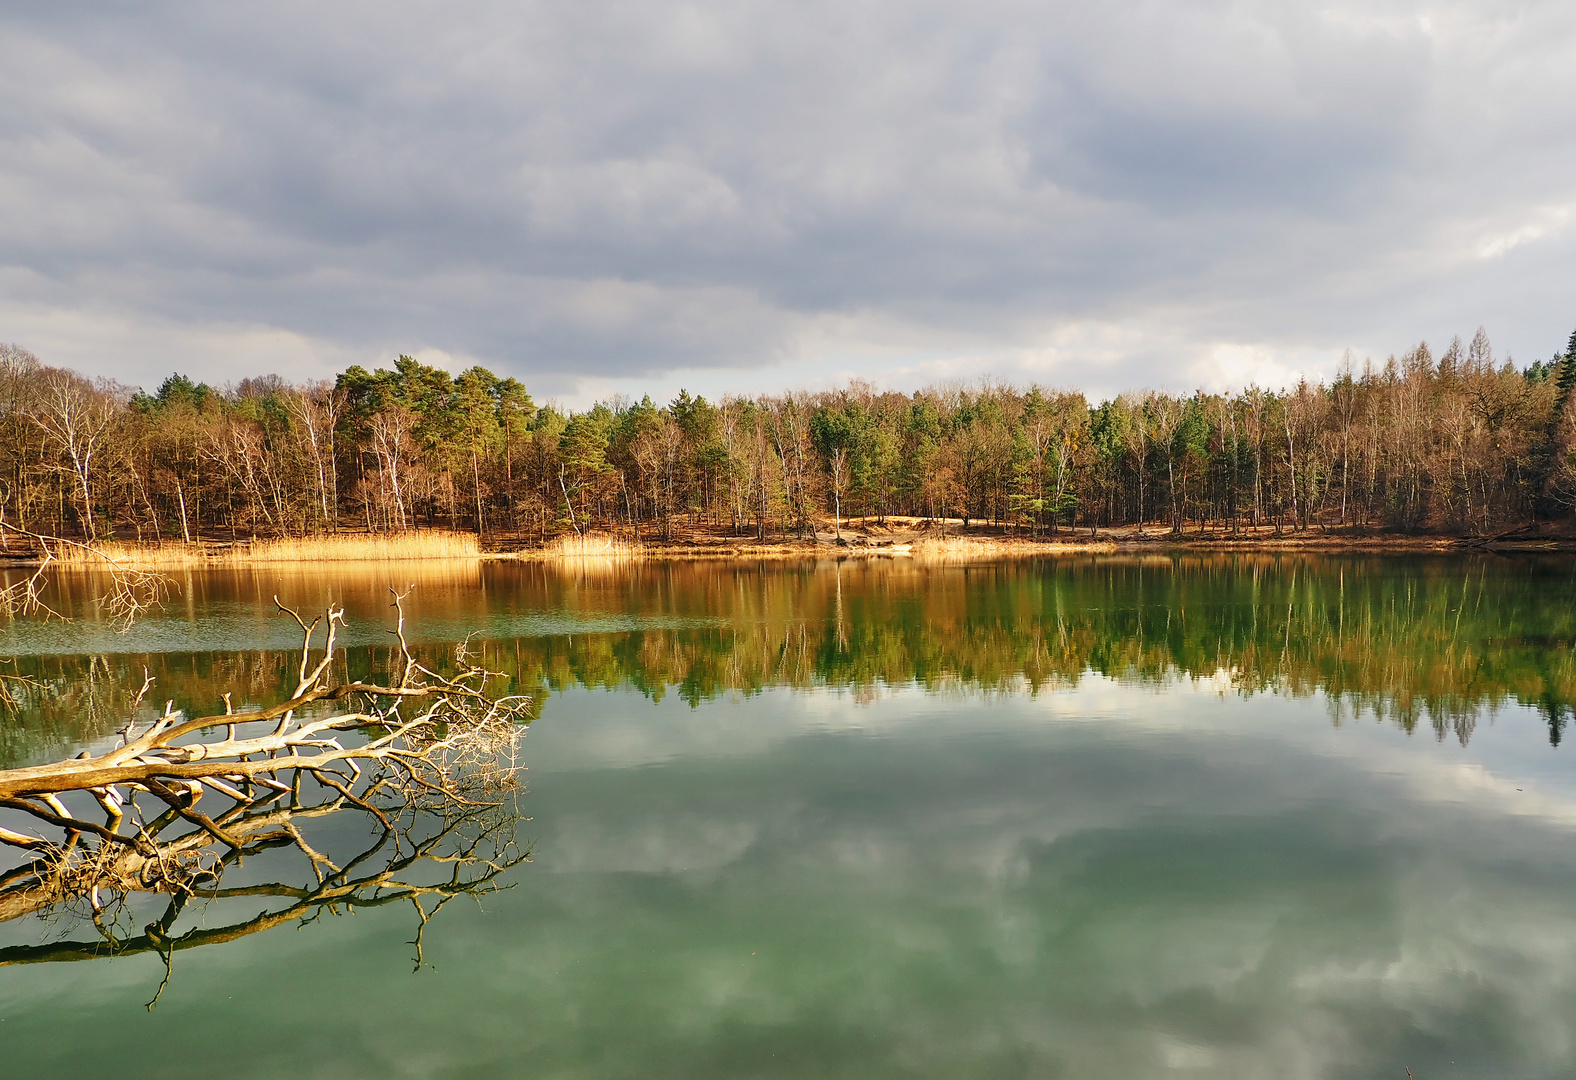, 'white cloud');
1,1,1574,394
1477,203,1576,260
